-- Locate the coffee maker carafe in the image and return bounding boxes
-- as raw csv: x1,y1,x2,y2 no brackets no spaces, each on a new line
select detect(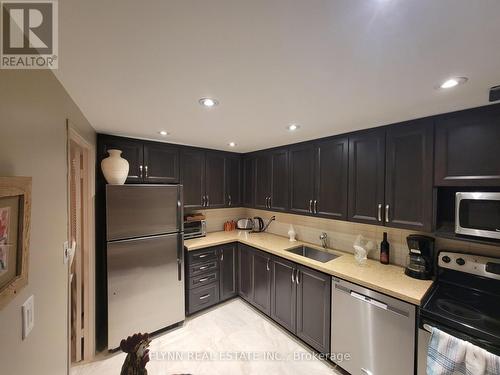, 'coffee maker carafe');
405,235,435,280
